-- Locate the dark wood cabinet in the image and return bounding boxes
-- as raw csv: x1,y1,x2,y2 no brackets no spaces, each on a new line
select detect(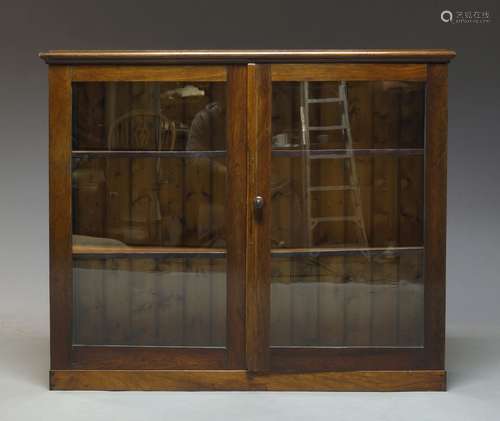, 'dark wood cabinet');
40,50,455,391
